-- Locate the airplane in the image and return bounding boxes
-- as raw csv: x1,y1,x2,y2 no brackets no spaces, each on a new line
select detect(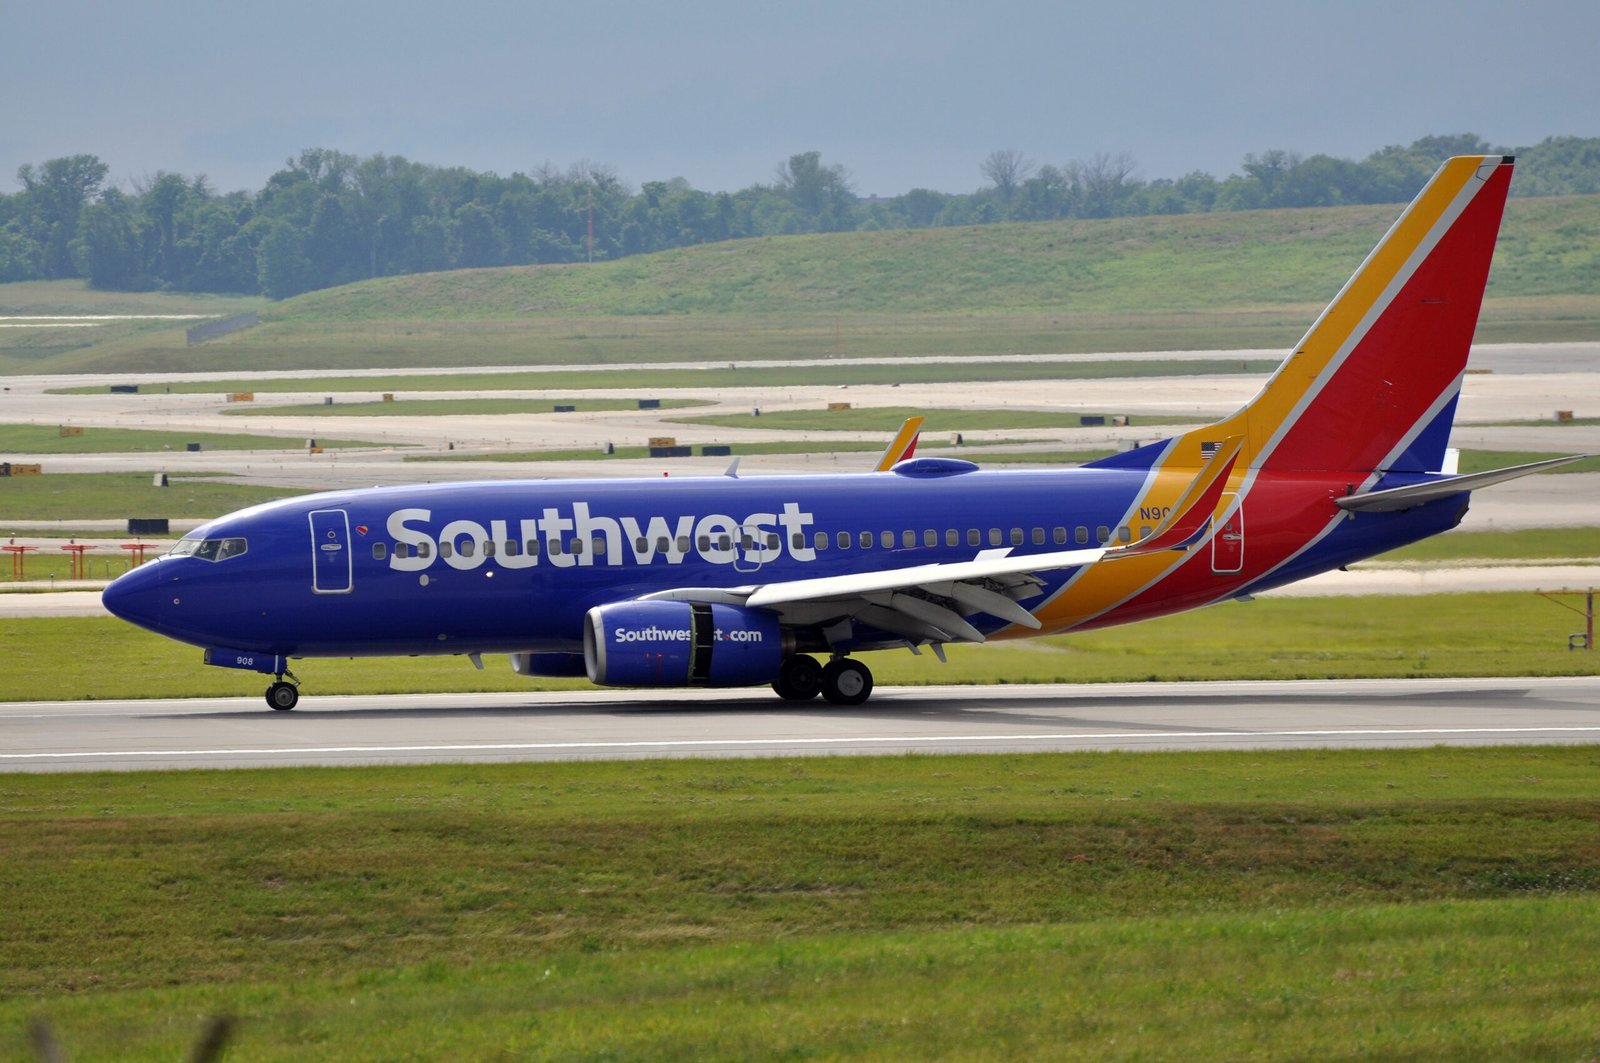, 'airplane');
102,154,1588,711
